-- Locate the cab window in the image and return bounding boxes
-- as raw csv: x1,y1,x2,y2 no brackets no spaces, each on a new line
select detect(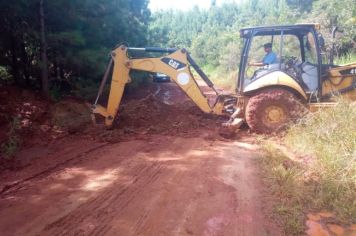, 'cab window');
303,32,318,64
282,34,301,60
